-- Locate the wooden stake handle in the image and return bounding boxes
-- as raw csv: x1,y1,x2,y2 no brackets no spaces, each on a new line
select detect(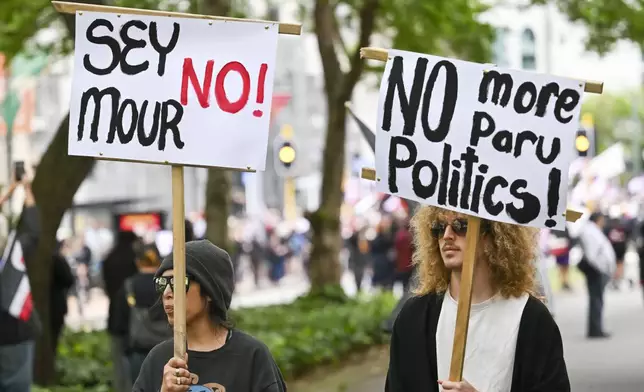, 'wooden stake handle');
171,165,187,358
52,1,302,35
448,216,481,381
359,167,583,223
359,47,604,94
